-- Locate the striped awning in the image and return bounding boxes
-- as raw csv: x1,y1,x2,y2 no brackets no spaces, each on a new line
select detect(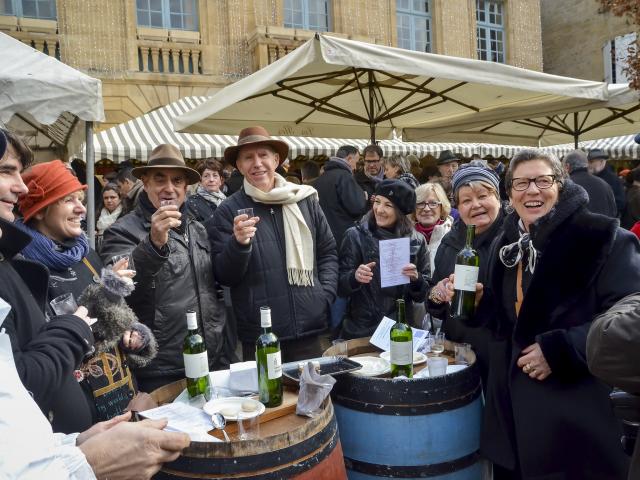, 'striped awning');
92,97,501,162
541,134,640,160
